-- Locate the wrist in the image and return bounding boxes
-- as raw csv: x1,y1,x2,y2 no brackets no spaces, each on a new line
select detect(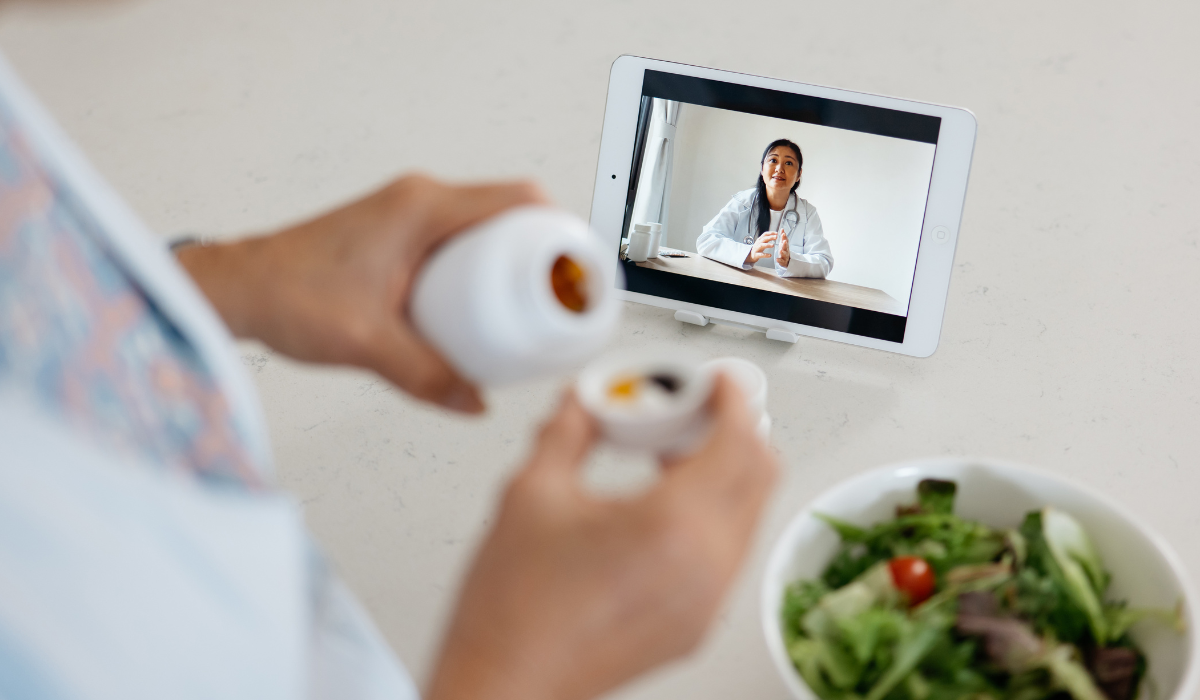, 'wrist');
426,644,559,700
176,236,274,339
